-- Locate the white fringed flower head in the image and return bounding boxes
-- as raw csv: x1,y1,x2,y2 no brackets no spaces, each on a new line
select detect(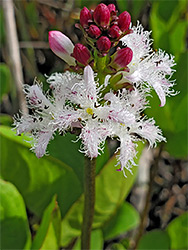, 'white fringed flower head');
120,22,176,107
14,65,165,175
